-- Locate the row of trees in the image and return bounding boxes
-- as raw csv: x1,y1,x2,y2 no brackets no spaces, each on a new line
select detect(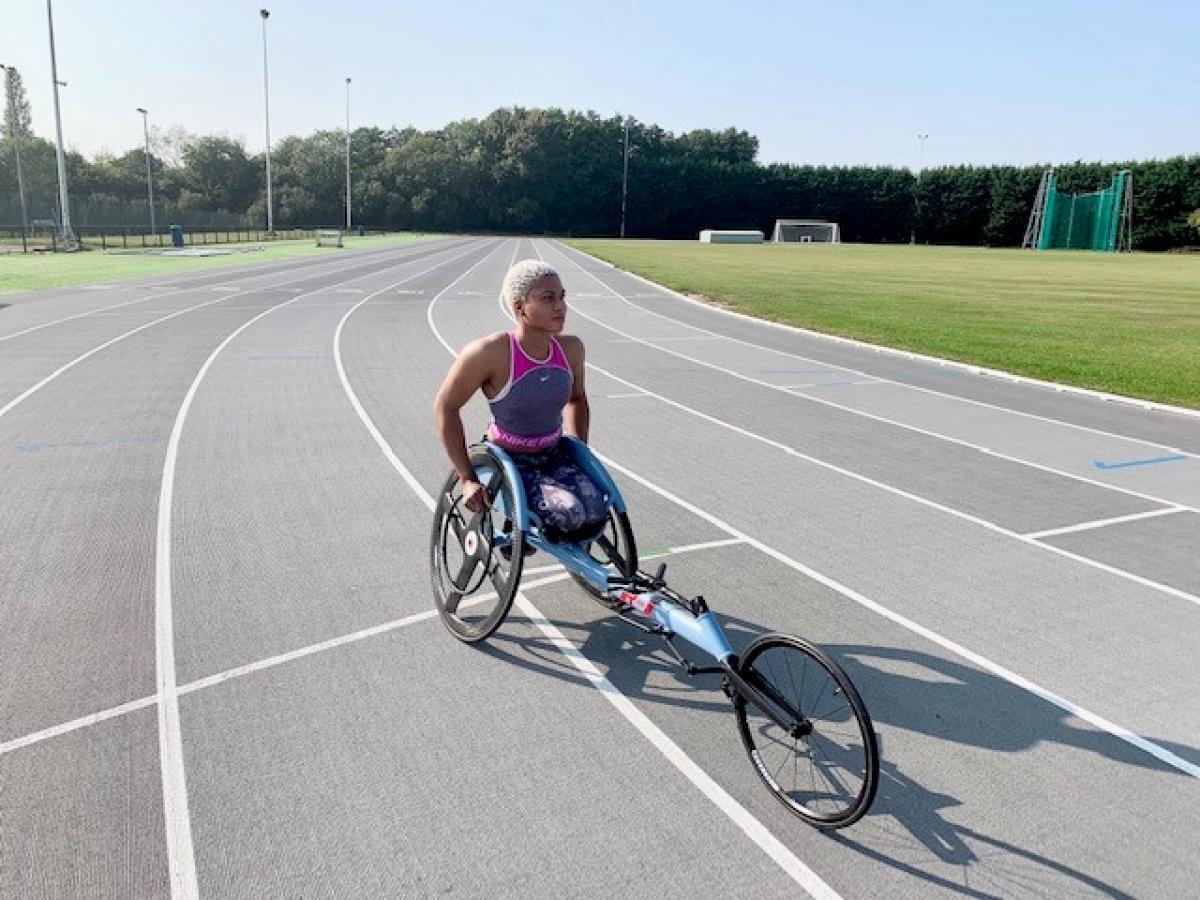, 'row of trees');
3,74,1198,248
